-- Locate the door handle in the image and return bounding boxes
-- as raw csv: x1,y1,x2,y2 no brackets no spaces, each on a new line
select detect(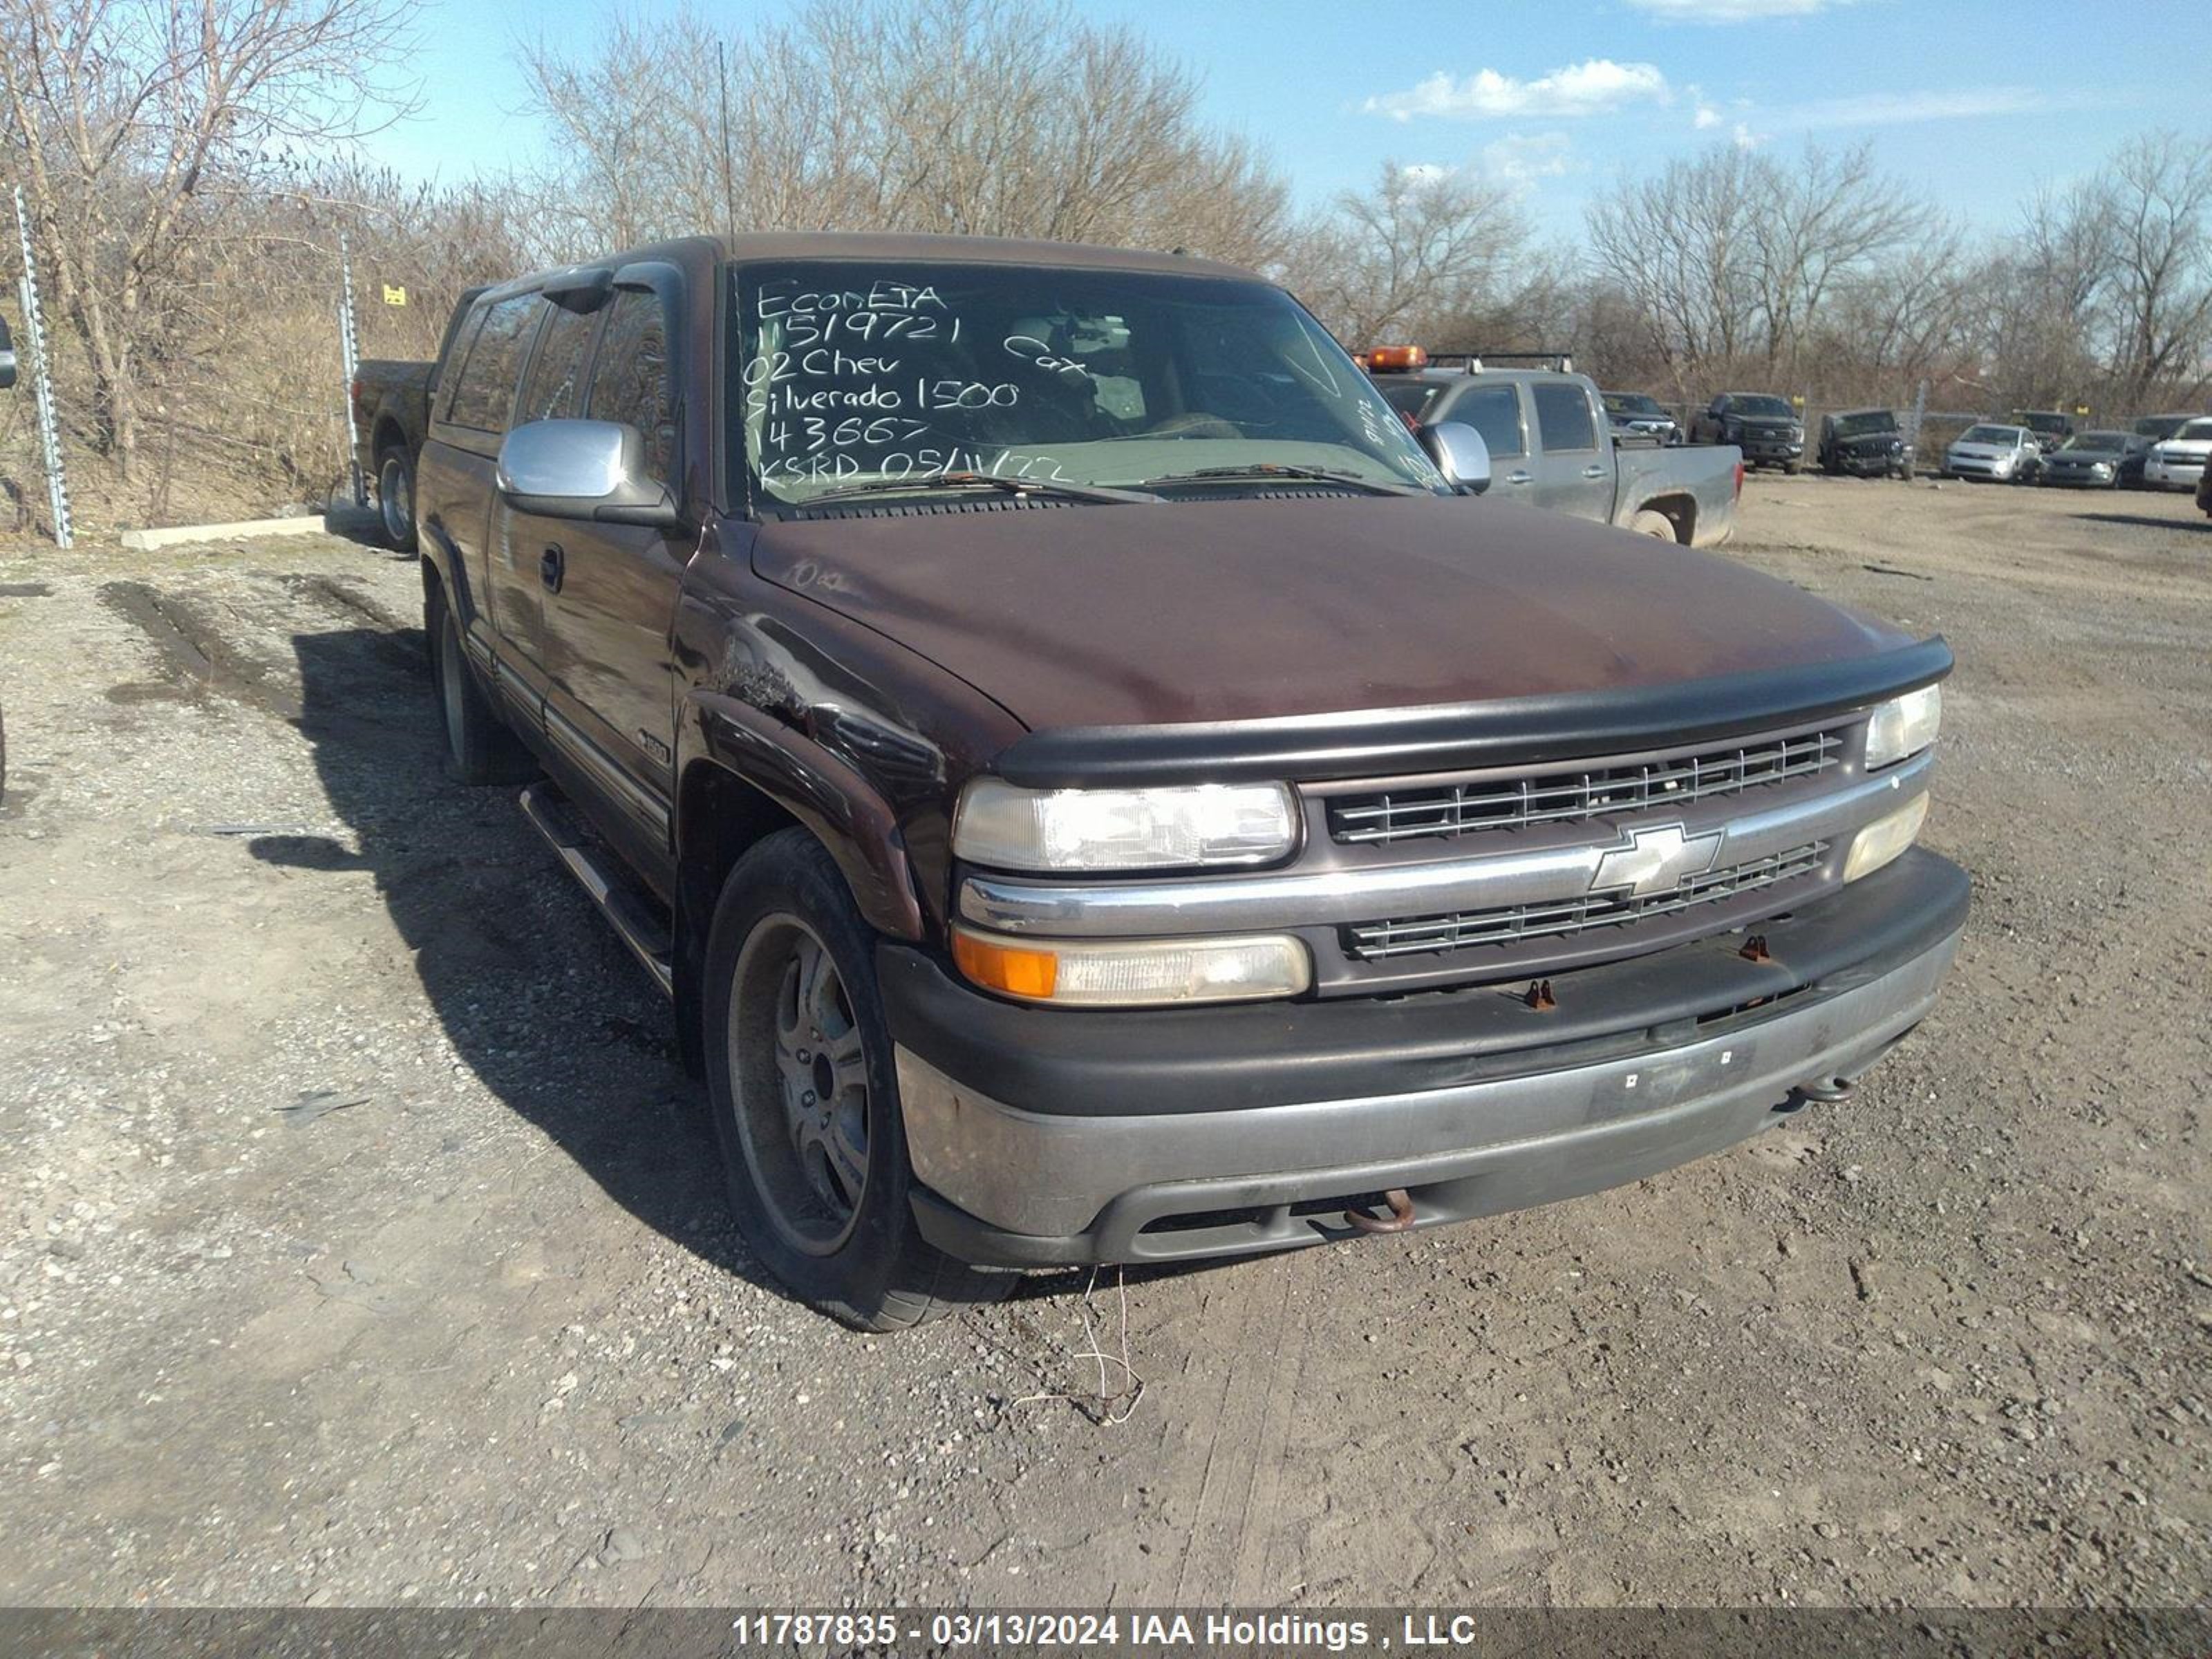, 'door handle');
1582,465,1607,479
1504,470,1533,485
539,544,564,594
